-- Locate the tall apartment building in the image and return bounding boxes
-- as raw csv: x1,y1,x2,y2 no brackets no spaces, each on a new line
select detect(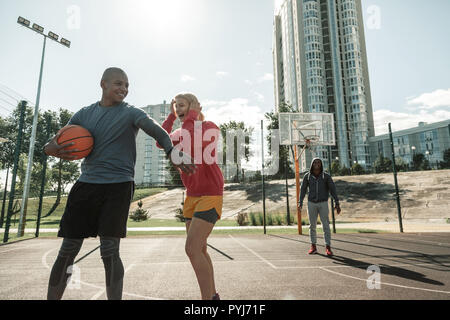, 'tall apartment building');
273,0,375,171
135,102,180,186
